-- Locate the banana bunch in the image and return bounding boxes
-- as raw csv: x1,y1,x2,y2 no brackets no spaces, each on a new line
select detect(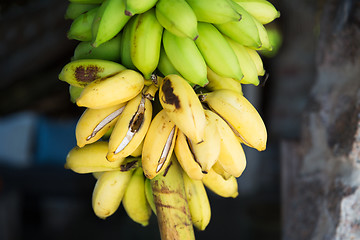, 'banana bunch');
60,0,279,235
